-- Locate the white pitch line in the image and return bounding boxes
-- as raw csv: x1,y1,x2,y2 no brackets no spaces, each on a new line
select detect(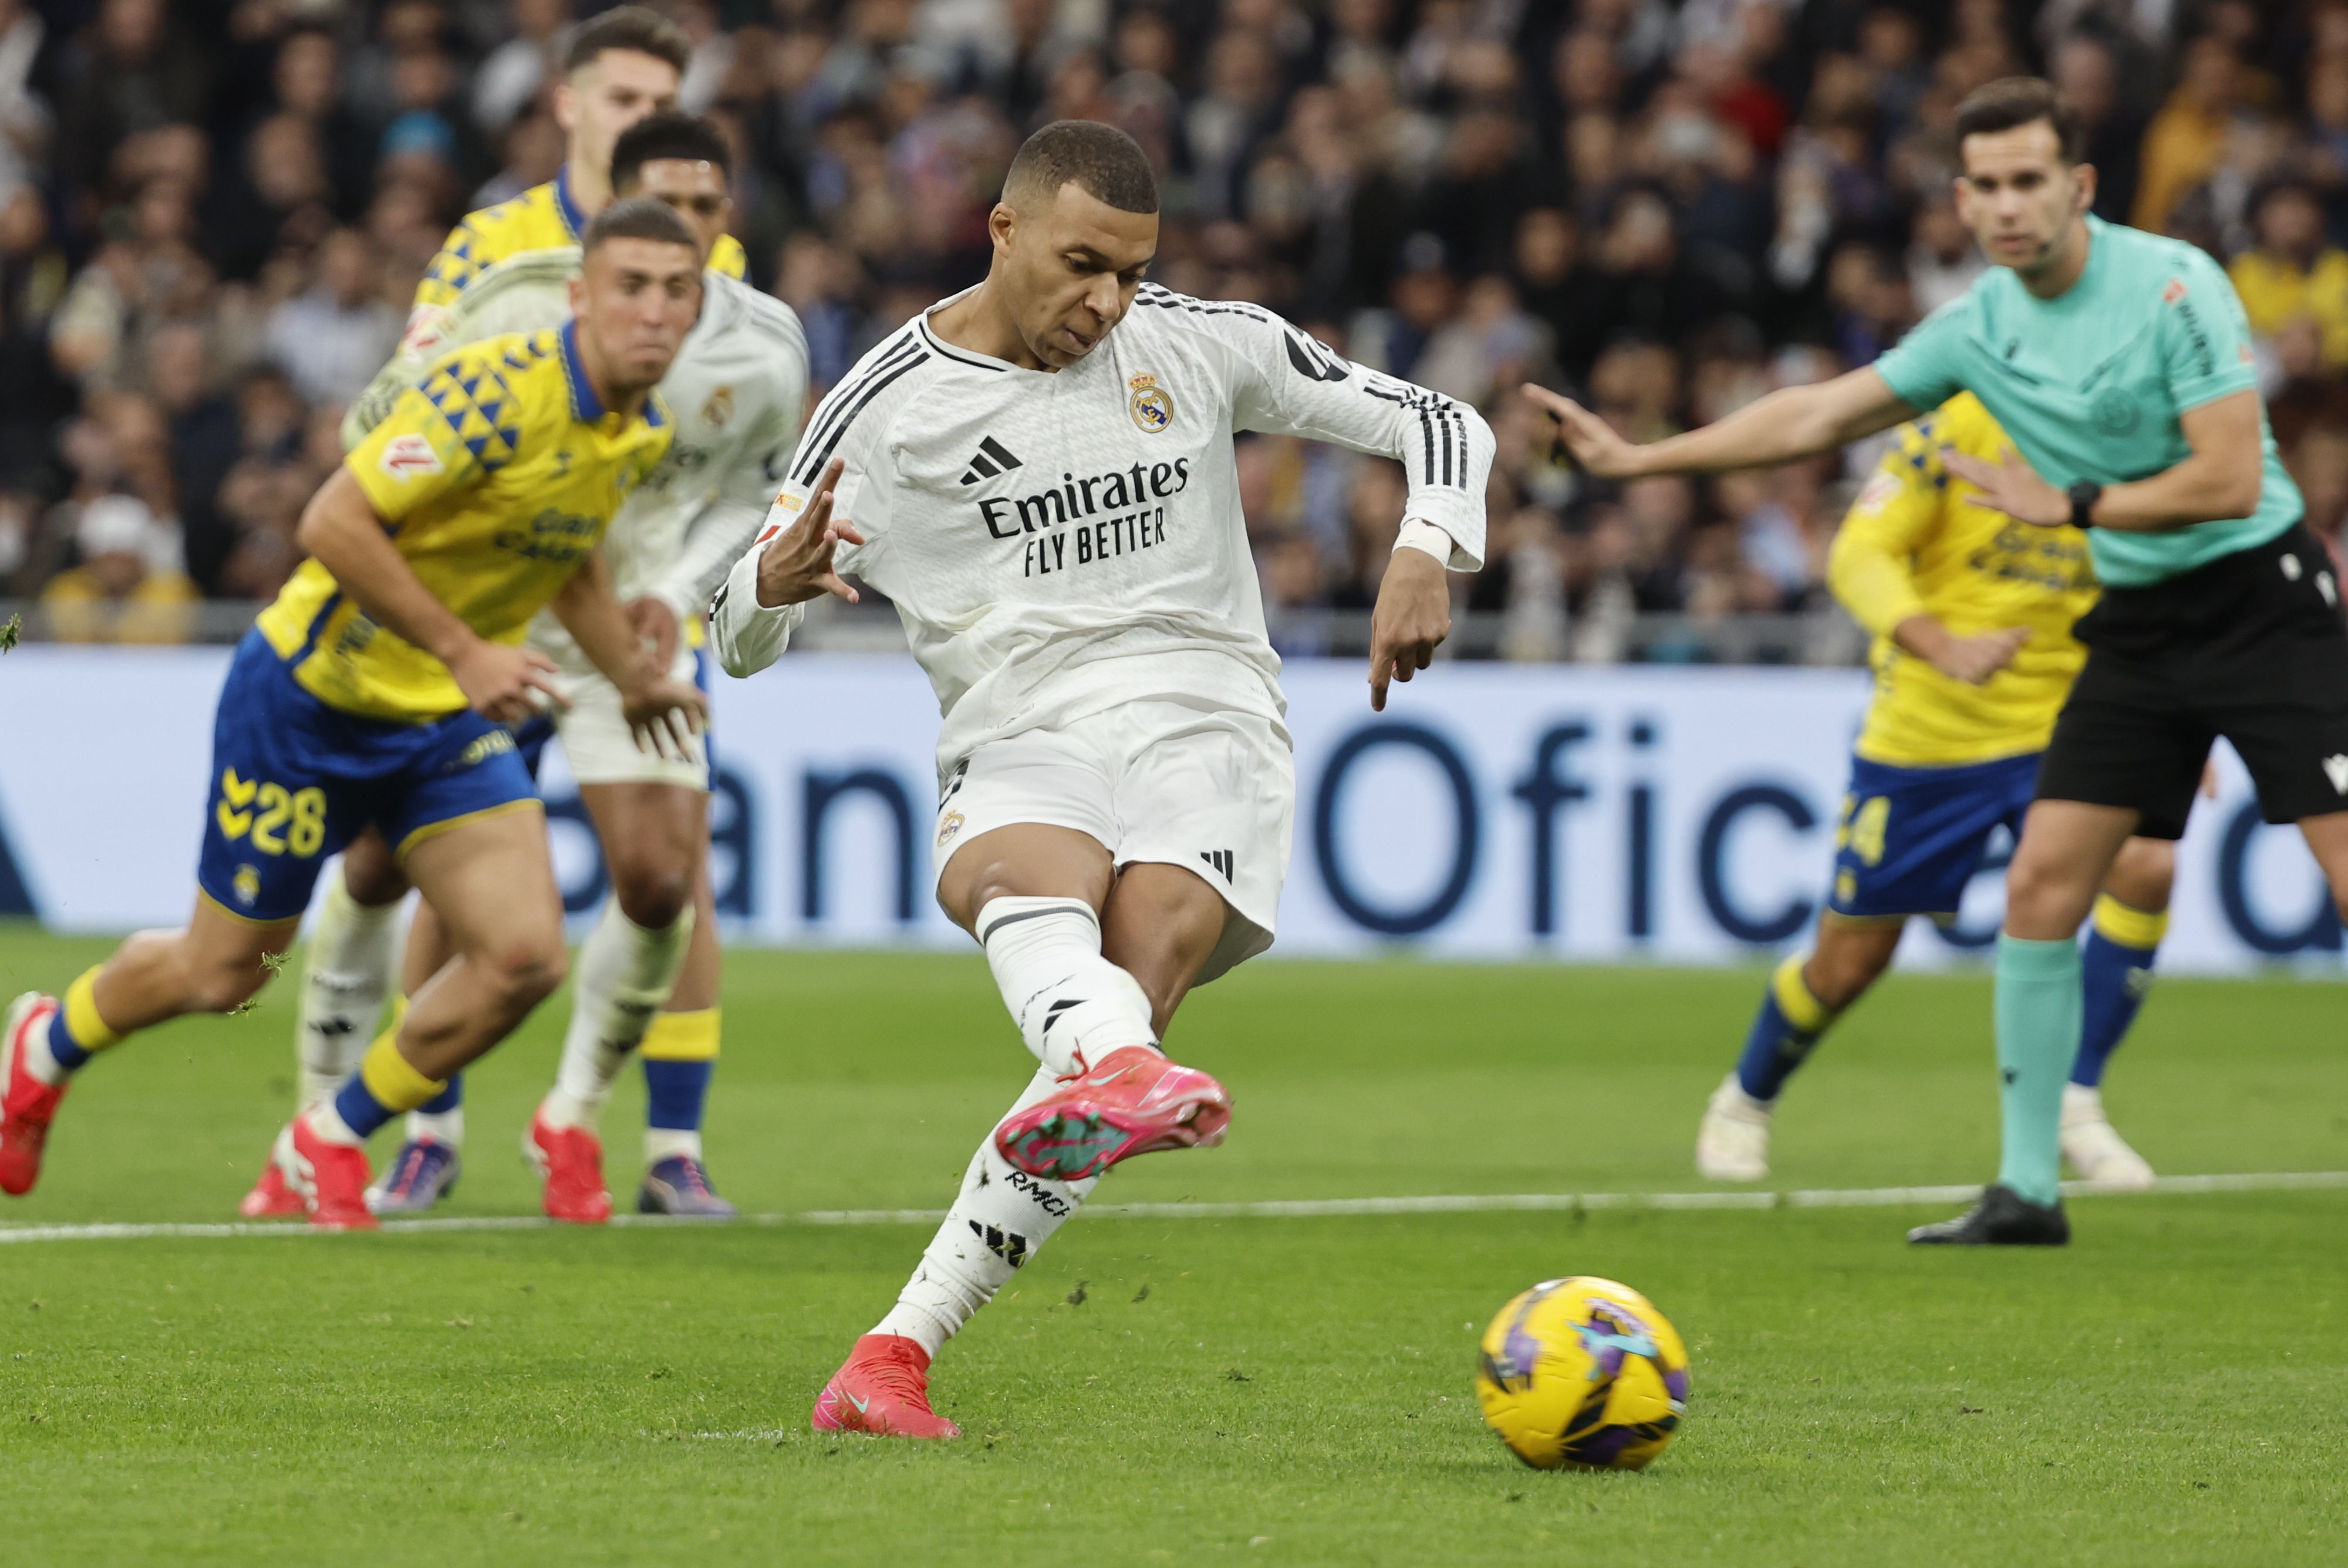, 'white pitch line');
0,1171,2339,1246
